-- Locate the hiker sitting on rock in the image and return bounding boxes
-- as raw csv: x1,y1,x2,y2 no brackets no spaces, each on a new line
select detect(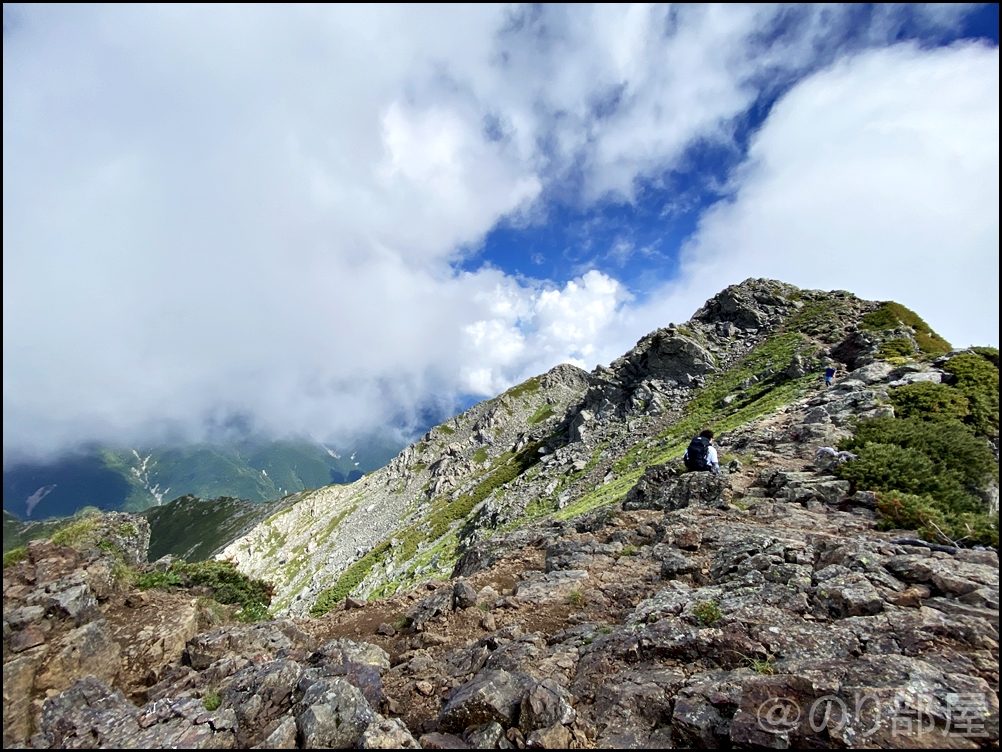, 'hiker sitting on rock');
684,429,719,474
